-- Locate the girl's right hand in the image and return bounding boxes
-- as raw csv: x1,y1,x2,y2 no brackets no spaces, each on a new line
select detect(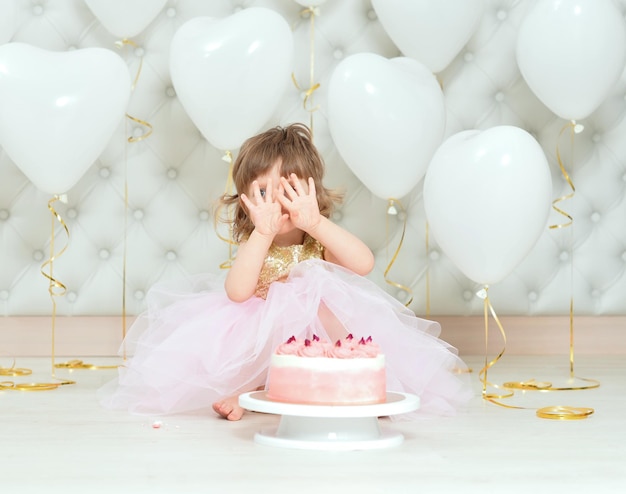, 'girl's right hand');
240,178,289,237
